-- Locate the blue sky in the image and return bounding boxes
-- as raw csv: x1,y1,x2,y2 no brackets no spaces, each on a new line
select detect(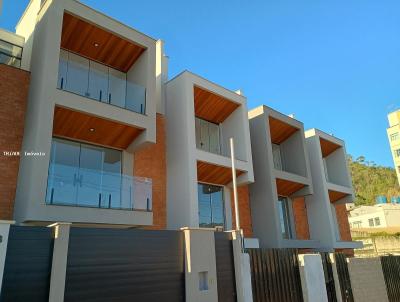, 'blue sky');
1,0,400,167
